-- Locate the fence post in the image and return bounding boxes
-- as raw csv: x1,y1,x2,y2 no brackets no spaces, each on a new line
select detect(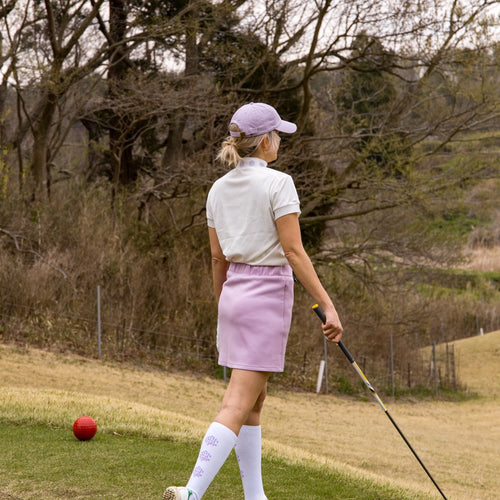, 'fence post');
445,343,450,386
323,336,328,394
390,333,395,397
451,344,457,391
432,340,438,394
97,285,102,359
316,360,325,394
